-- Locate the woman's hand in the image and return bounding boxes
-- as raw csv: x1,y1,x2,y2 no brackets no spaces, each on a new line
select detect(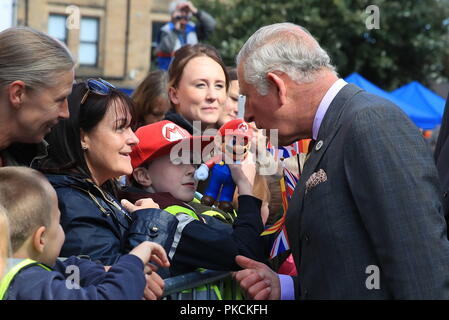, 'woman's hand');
121,198,160,213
